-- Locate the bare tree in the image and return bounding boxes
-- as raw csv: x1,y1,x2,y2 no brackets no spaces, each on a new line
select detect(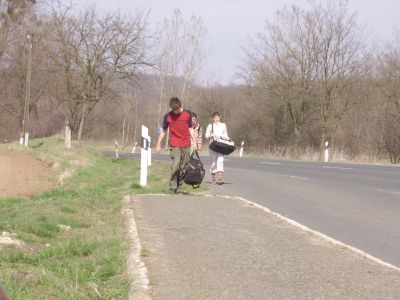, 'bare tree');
151,9,206,128
118,78,140,149
0,0,36,59
377,31,400,162
240,0,366,158
243,5,318,149
0,3,57,141
378,32,400,124
48,4,149,141
310,0,367,155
